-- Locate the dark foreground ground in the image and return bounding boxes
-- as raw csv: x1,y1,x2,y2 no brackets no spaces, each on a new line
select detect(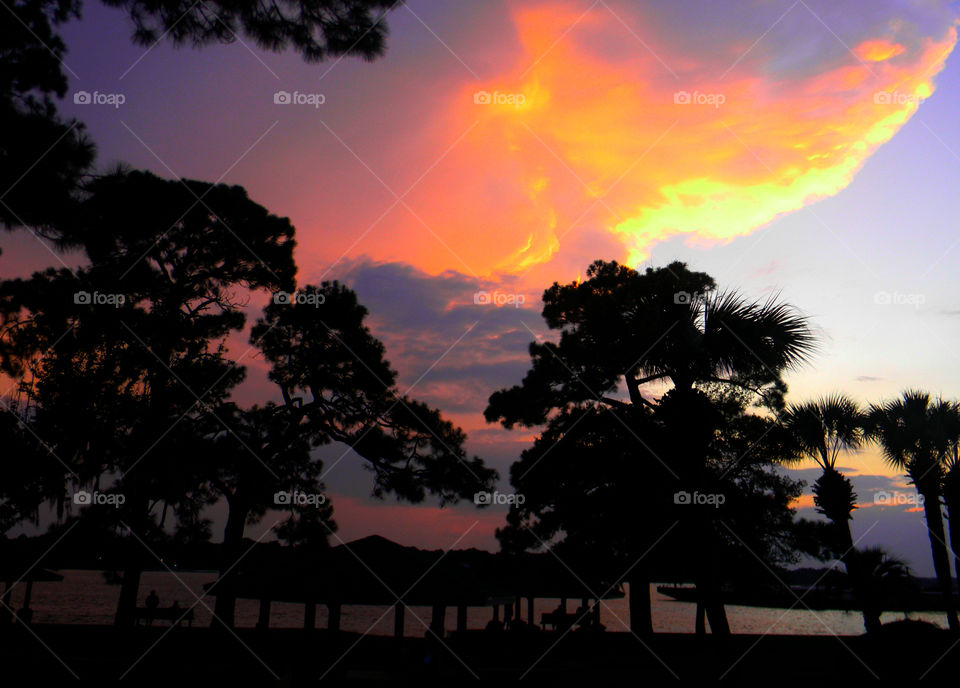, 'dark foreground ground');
1,622,956,684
